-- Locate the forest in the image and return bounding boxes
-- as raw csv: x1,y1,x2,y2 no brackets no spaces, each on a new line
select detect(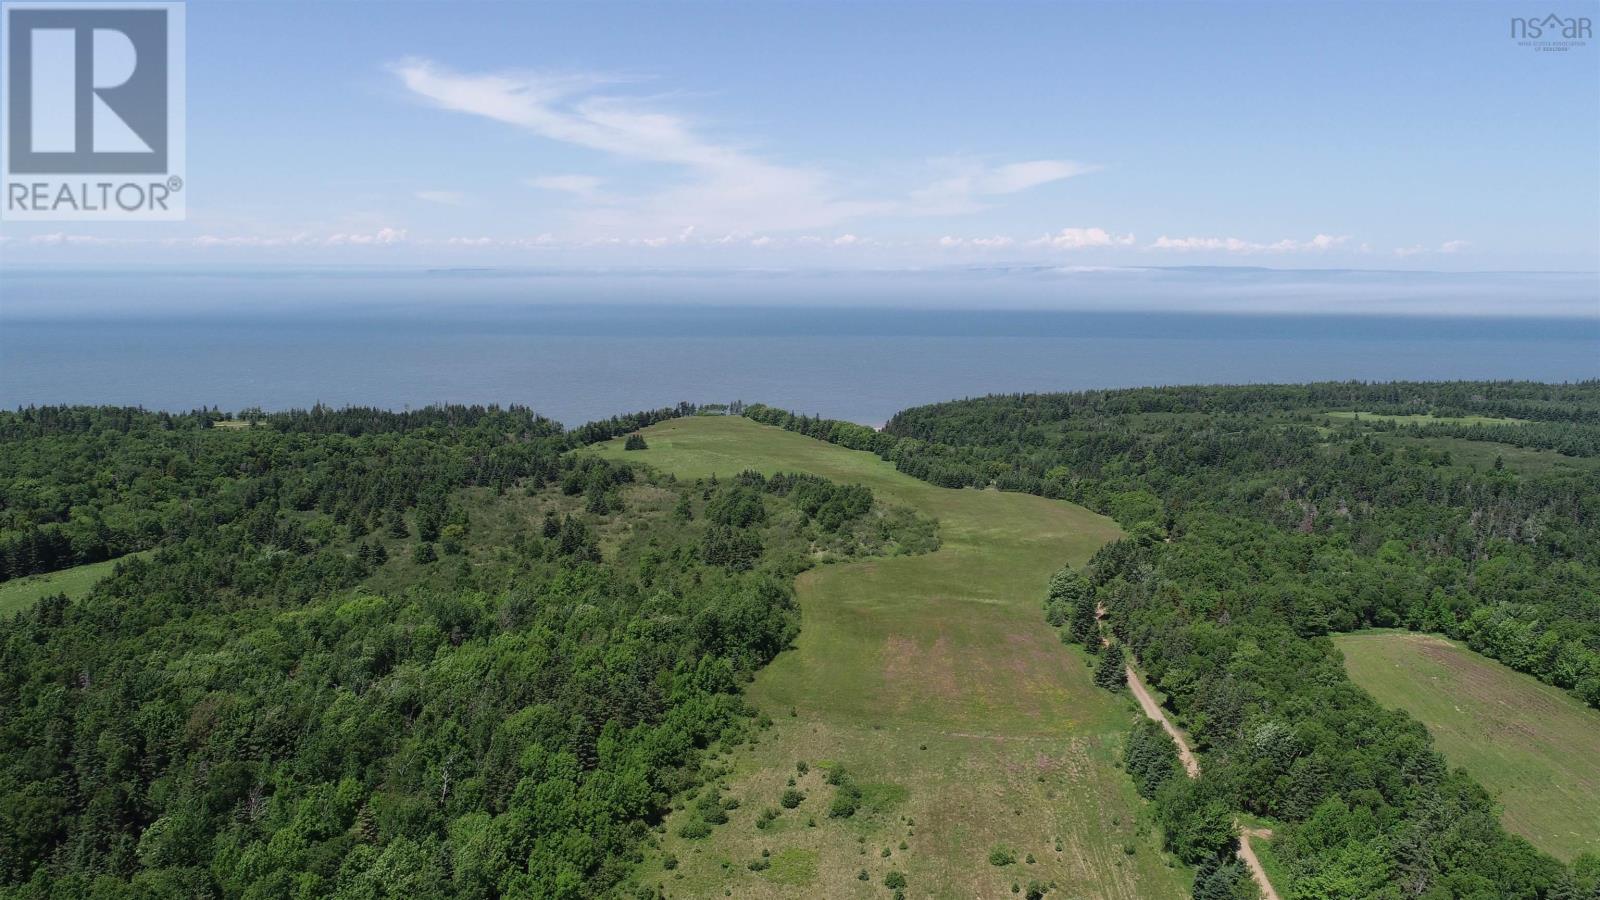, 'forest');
748,381,1600,898
0,404,930,898
5,384,1599,898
